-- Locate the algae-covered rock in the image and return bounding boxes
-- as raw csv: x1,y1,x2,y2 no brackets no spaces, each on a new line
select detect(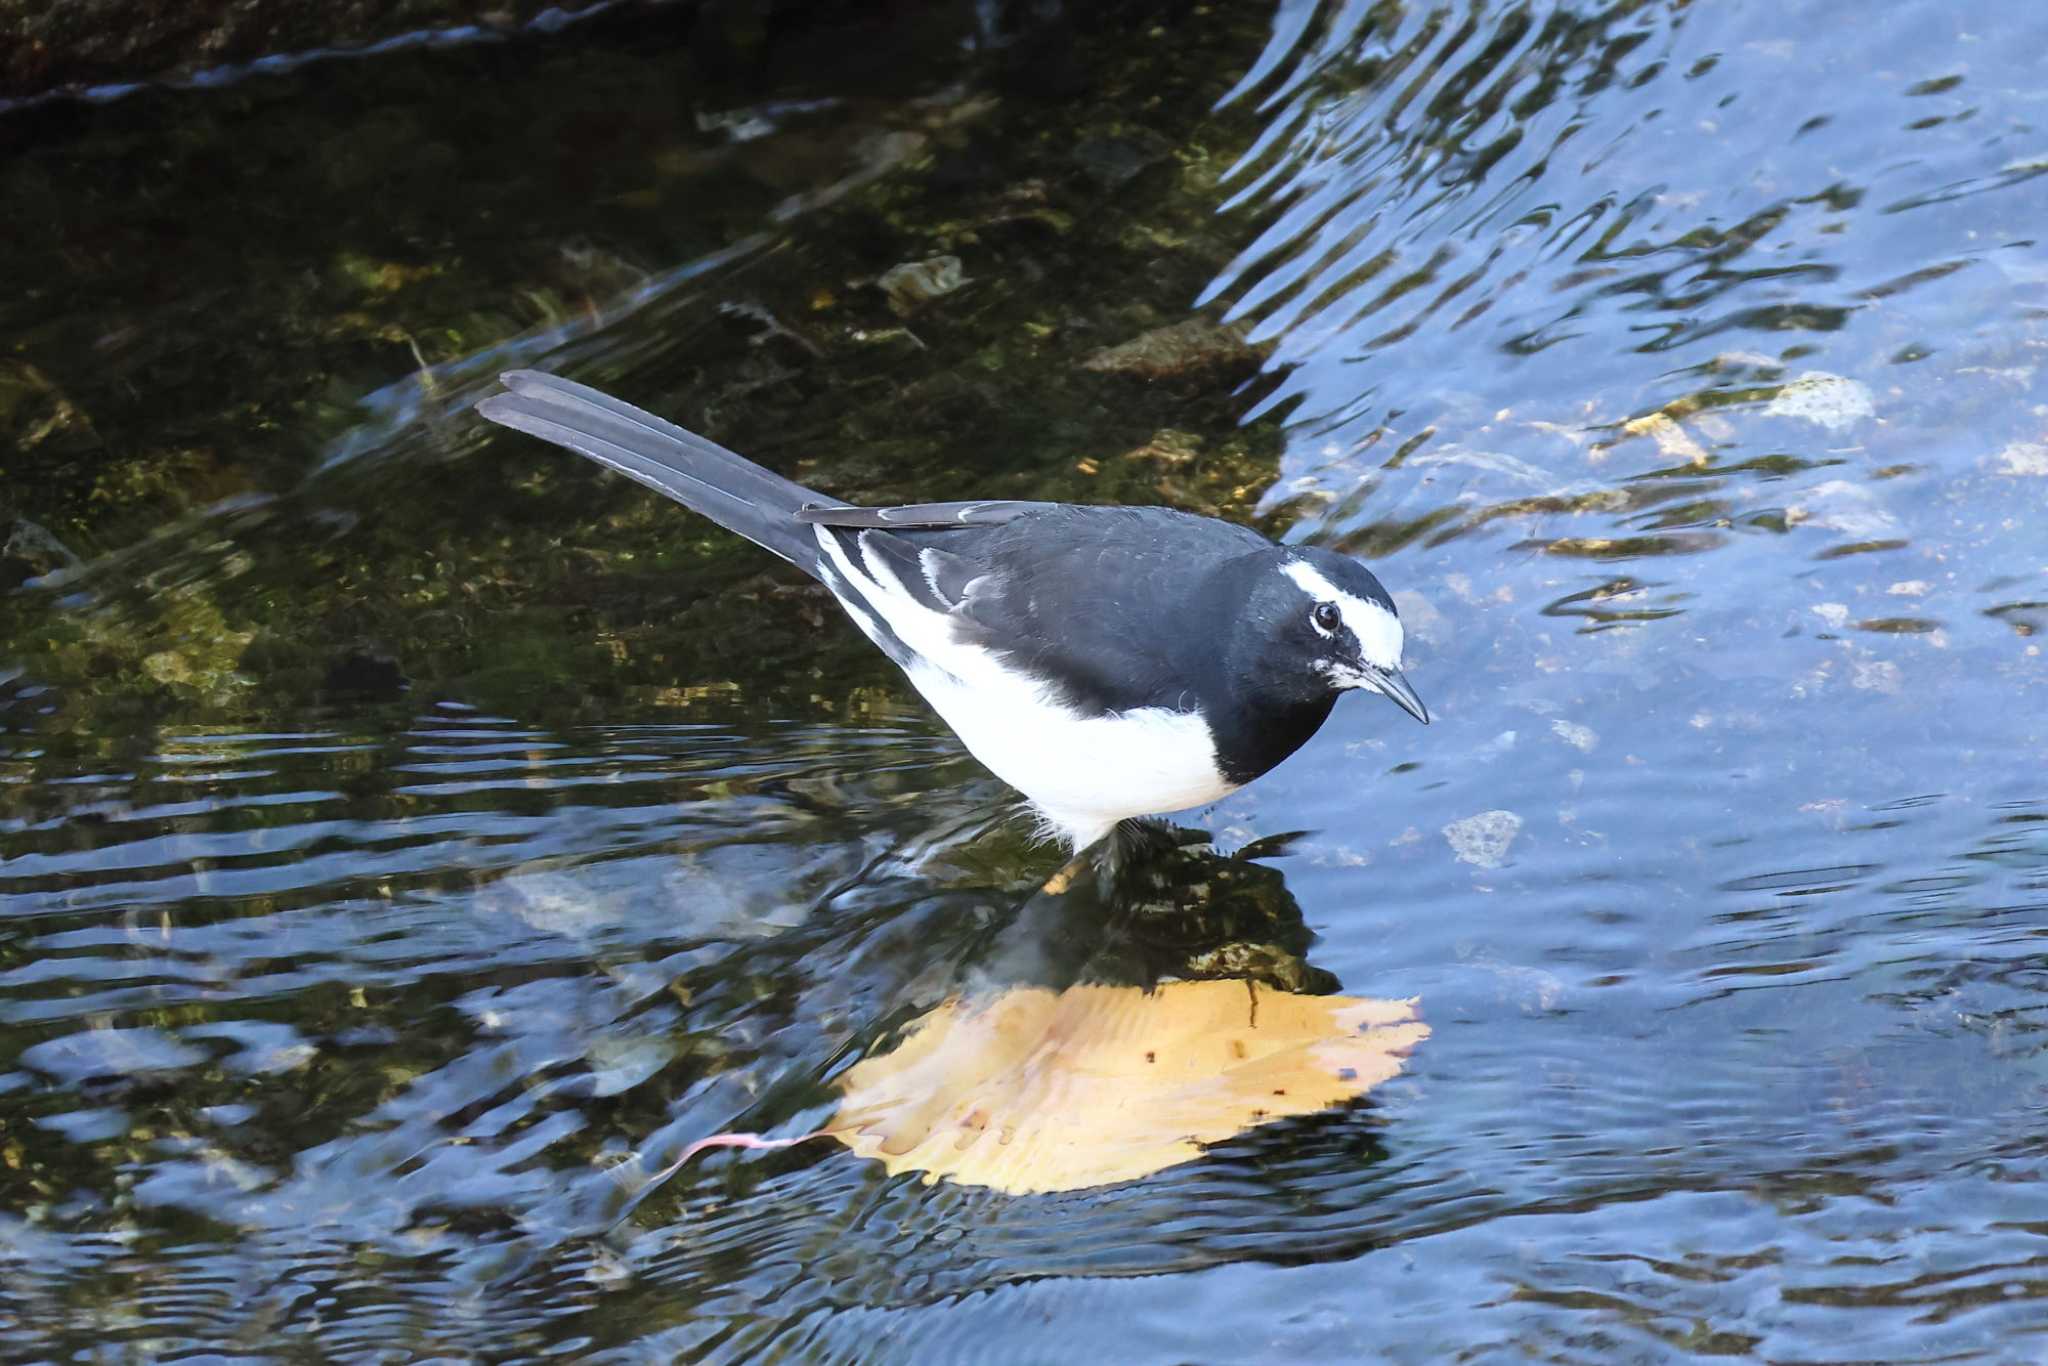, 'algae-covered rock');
1082,317,1263,381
